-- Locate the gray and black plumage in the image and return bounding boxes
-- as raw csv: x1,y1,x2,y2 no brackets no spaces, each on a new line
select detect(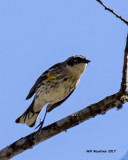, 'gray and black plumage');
15,55,90,128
